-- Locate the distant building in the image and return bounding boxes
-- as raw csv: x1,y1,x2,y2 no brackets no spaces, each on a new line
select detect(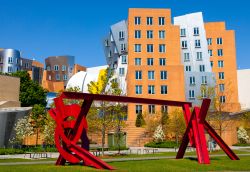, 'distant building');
237,69,250,110
0,49,21,73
